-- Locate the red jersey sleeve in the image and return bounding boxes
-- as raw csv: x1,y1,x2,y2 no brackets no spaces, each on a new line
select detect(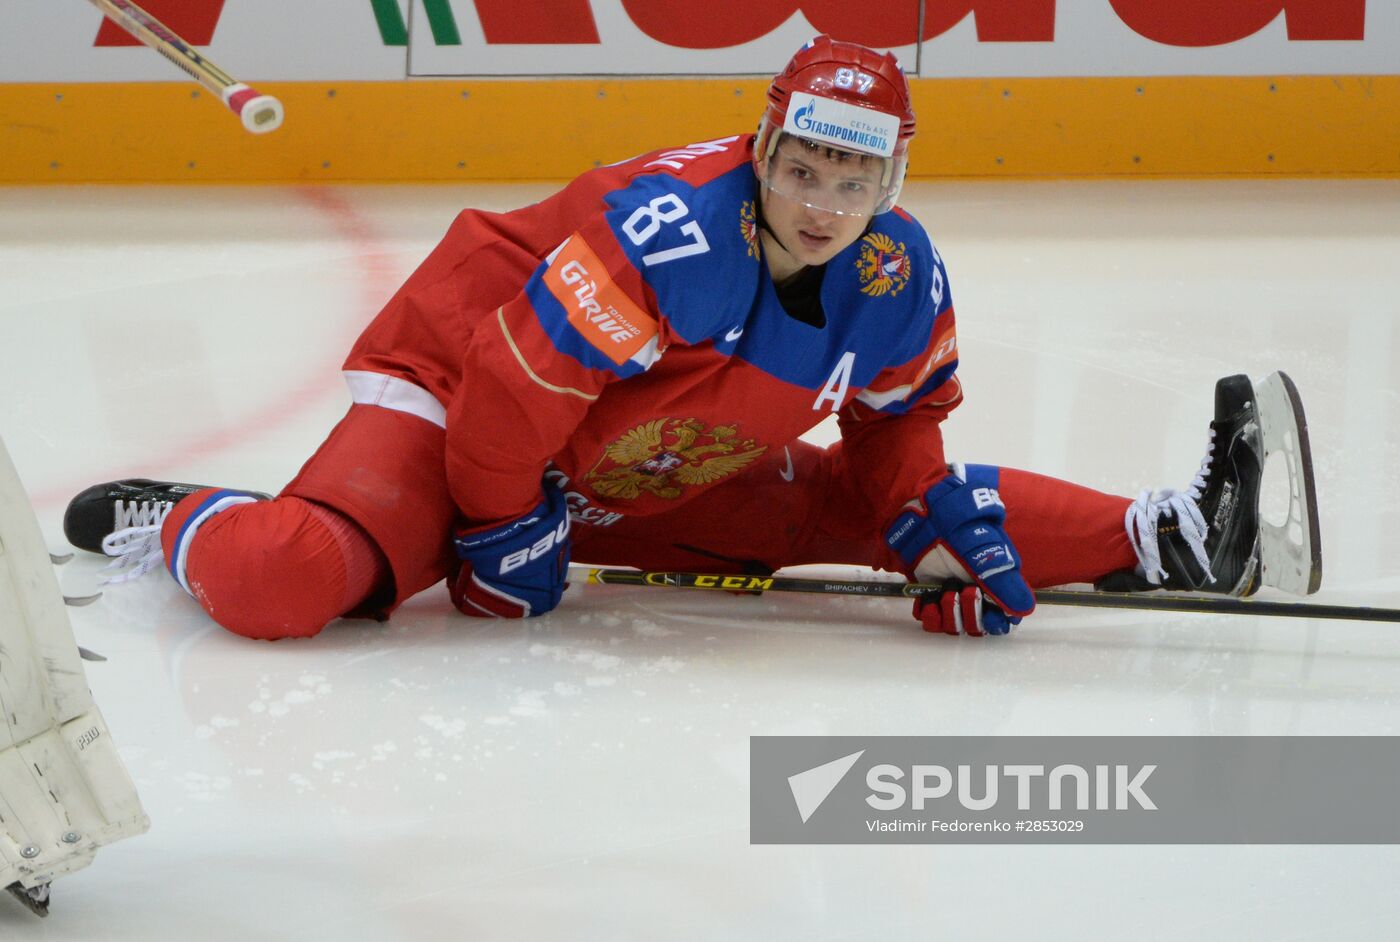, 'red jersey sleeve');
445,214,673,526
836,301,963,531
